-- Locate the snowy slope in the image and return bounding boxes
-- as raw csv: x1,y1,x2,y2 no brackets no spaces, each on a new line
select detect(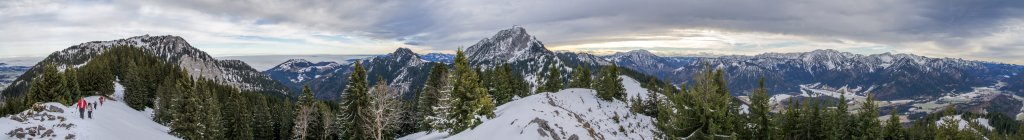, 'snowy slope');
1,83,178,140
400,76,660,140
